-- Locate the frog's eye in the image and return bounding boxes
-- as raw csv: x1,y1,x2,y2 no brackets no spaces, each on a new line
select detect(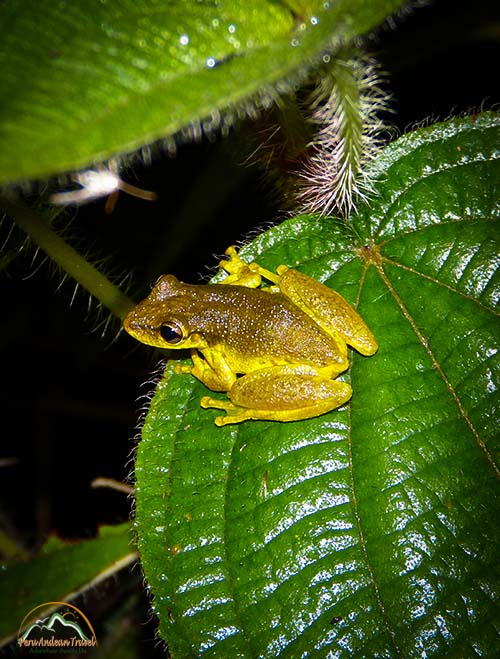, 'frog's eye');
159,322,184,345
